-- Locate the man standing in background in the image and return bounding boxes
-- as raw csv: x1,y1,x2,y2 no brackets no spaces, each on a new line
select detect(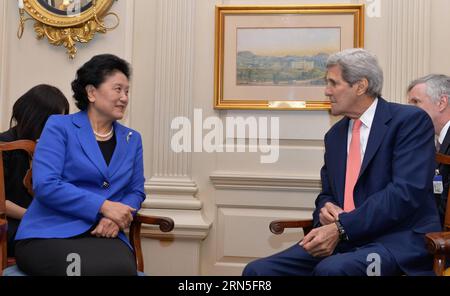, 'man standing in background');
407,74,450,224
